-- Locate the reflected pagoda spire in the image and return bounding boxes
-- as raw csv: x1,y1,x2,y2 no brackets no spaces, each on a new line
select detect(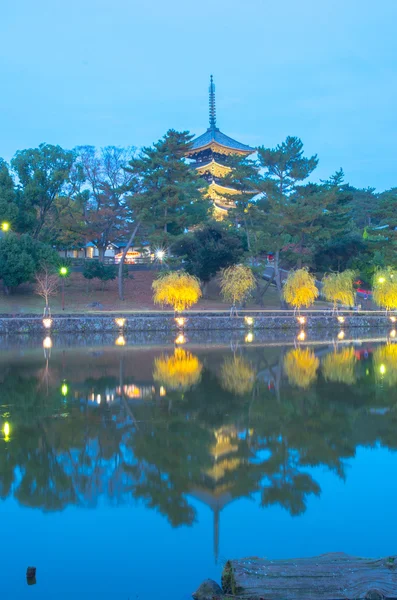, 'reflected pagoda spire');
209,75,217,130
